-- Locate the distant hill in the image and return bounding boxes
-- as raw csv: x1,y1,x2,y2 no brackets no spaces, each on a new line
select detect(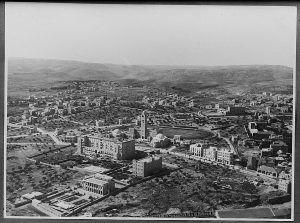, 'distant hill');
7,58,293,95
